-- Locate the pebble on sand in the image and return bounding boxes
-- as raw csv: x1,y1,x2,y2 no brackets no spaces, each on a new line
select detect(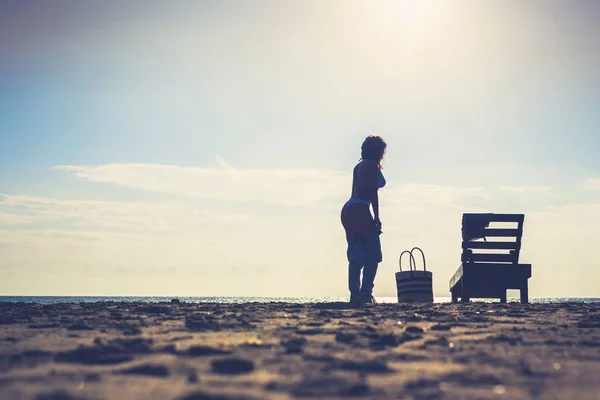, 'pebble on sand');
211,357,255,375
